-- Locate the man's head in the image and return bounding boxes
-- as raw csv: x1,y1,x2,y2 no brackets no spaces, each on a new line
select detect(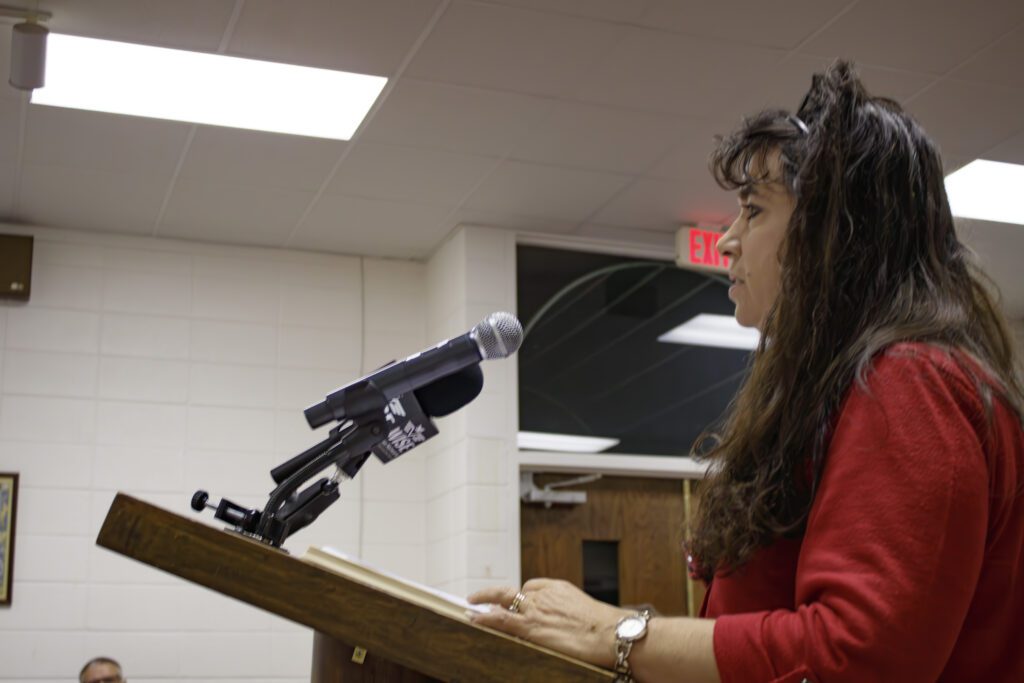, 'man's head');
79,657,123,683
